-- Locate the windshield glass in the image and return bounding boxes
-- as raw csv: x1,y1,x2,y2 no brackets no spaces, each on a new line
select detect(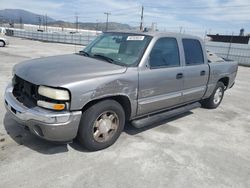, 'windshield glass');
82,33,152,66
